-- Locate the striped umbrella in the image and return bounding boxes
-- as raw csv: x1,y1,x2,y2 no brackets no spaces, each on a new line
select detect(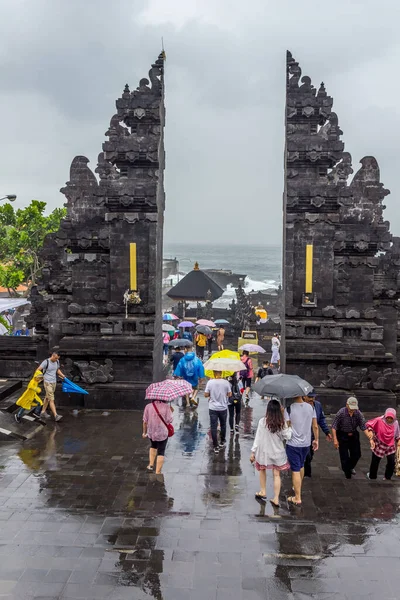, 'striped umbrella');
163,313,178,321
